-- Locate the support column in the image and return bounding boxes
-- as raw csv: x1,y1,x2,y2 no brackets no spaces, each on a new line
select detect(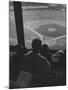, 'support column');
13,1,25,48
